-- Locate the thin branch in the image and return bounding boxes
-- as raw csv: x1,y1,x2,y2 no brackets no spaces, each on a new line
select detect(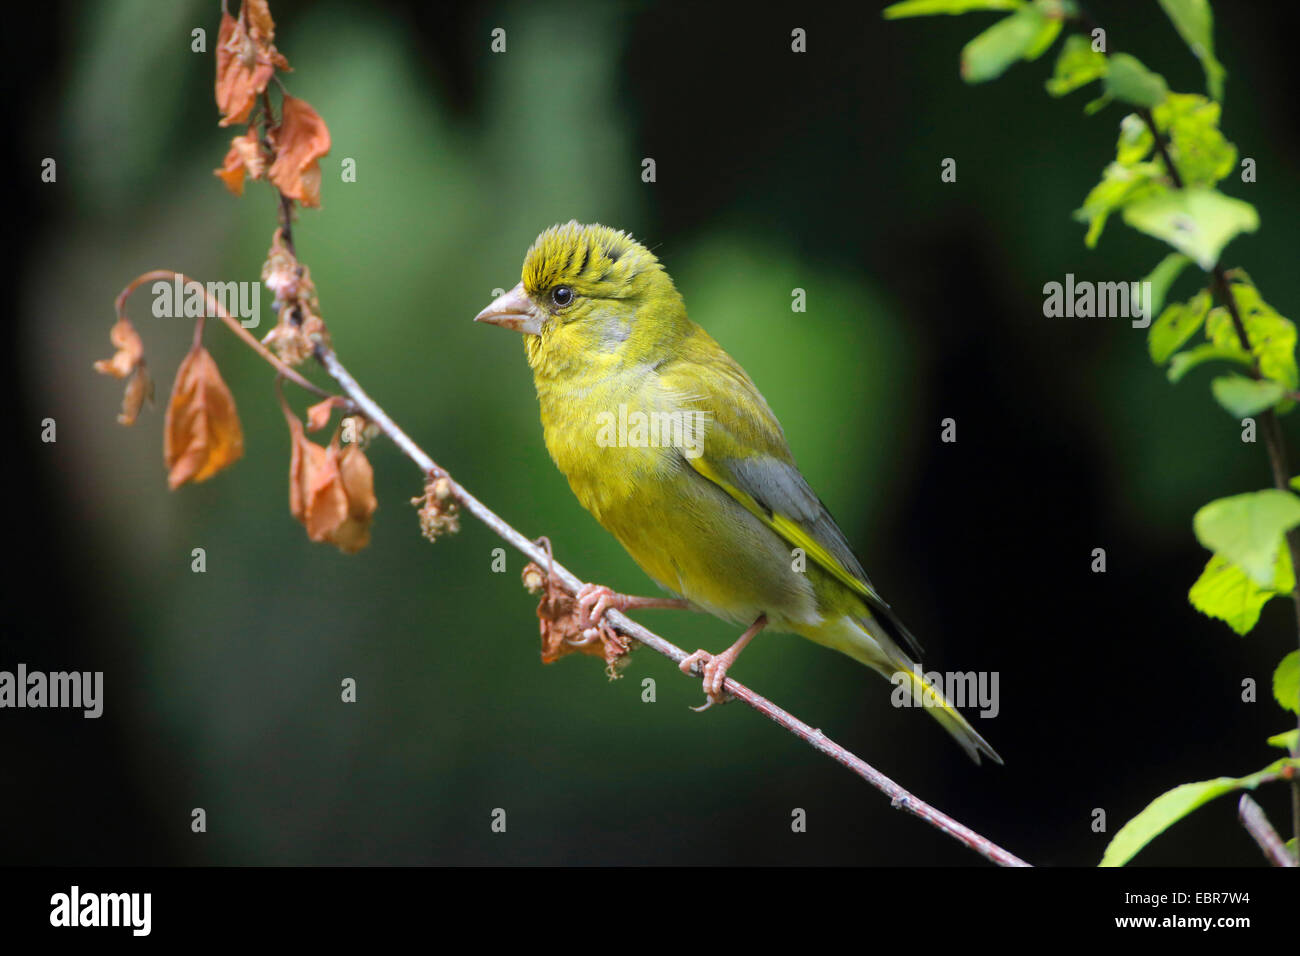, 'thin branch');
1139,107,1184,190
1071,0,1300,855
114,269,348,407
313,343,1029,867
1237,794,1296,867
1138,107,1300,852
166,0,1028,868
